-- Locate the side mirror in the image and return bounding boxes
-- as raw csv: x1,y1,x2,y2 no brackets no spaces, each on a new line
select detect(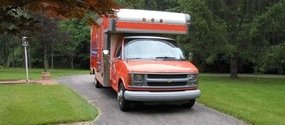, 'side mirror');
188,52,193,61
103,50,109,55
